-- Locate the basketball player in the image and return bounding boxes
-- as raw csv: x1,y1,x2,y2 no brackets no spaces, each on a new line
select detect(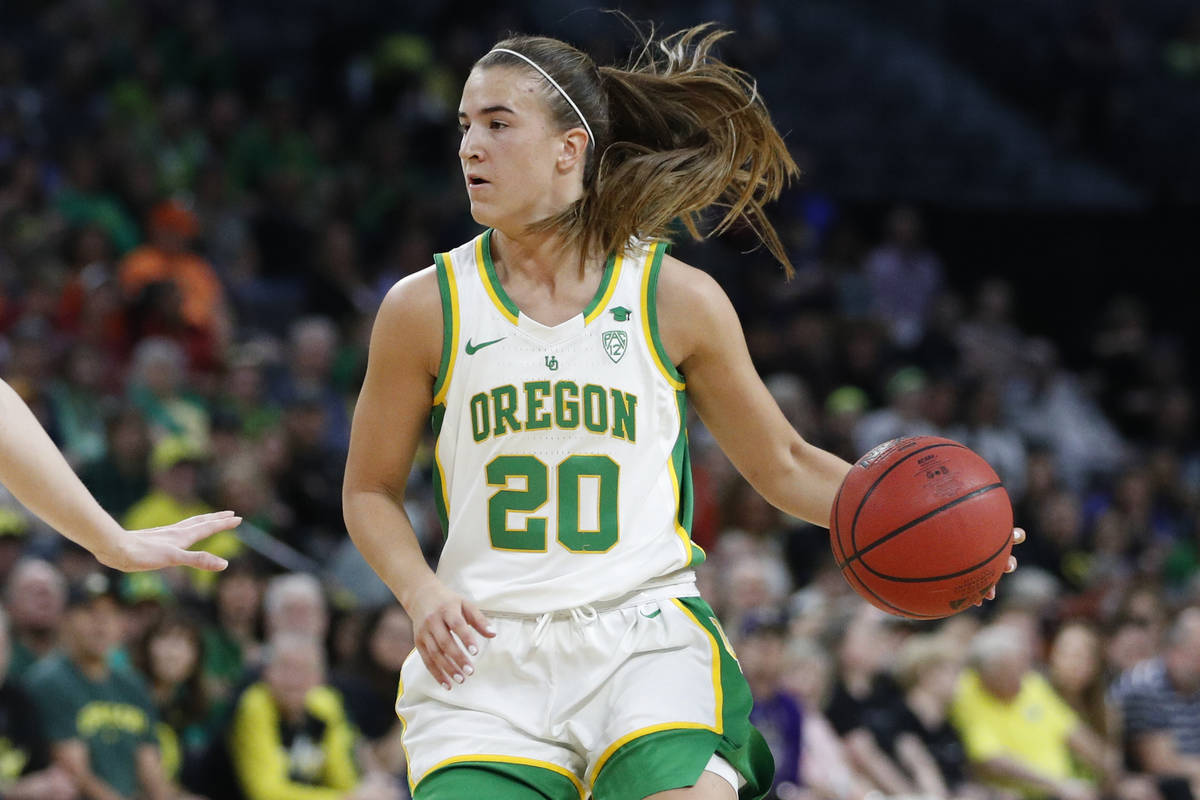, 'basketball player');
0,377,237,572
343,25,1024,800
